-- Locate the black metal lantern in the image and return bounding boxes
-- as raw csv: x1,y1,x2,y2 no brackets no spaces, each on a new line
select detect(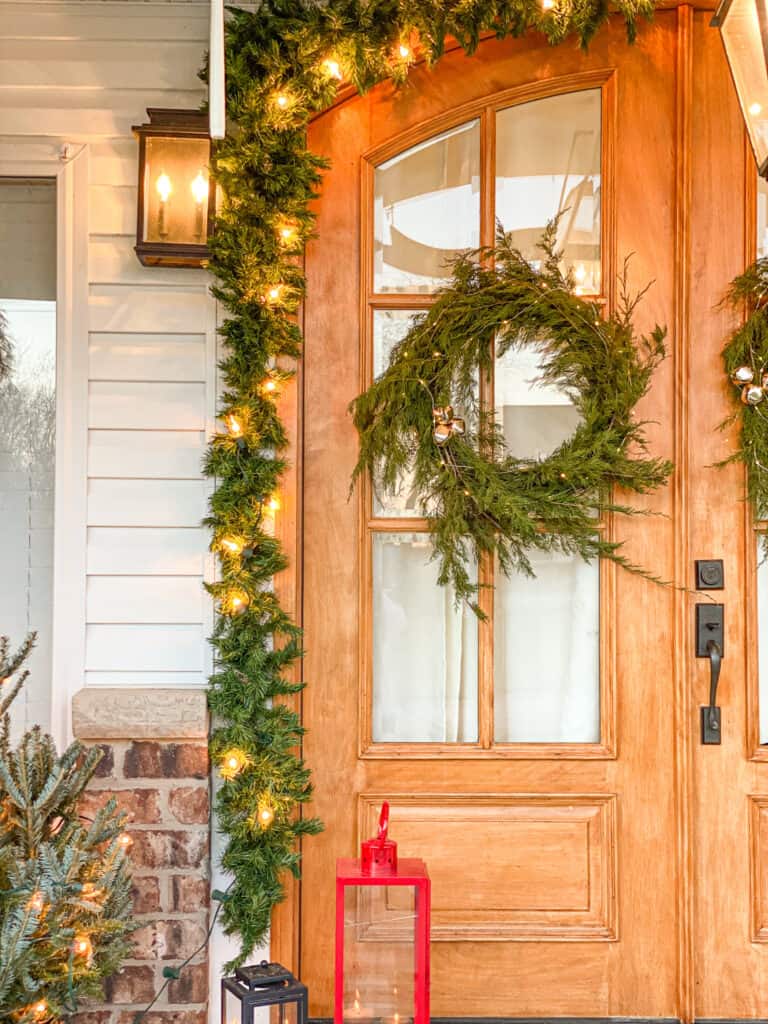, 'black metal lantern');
713,0,768,177
222,961,308,1024
132,108,214,267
